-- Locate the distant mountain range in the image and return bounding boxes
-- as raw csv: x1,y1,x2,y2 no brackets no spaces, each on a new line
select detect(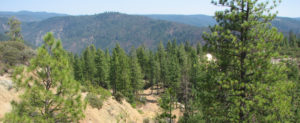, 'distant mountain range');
0,12,205,53
145,14,300,34
144,14,216,27
0,11,68,22
0,11,299,53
